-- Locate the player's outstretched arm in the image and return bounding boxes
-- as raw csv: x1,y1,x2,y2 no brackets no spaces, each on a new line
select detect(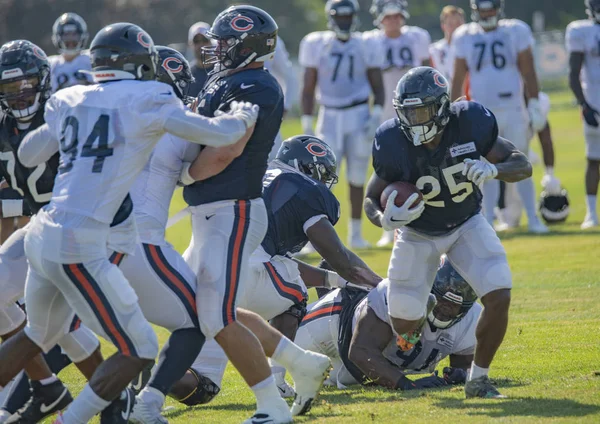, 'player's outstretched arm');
485,136,532,183
305,218,381,288
163,102,258,148
450,58,468,101
17,123,59,168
